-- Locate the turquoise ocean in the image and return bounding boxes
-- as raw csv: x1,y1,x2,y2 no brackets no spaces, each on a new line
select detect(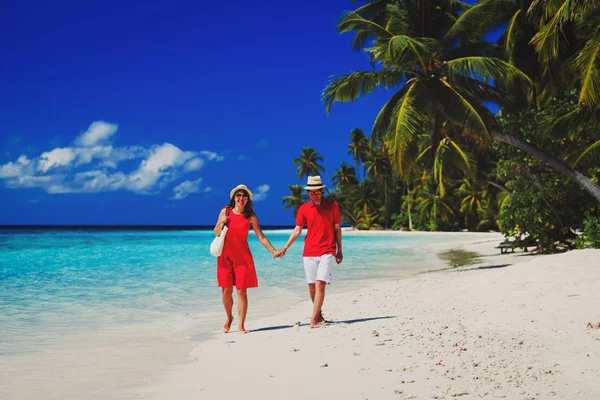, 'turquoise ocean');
0,227,452,396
